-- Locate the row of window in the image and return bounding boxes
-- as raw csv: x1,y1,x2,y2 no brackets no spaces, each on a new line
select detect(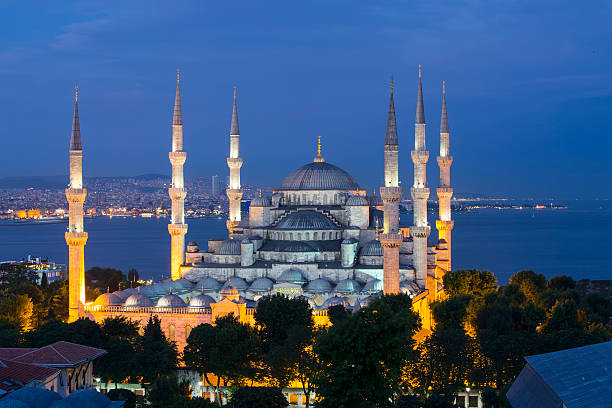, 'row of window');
269,230,342,241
